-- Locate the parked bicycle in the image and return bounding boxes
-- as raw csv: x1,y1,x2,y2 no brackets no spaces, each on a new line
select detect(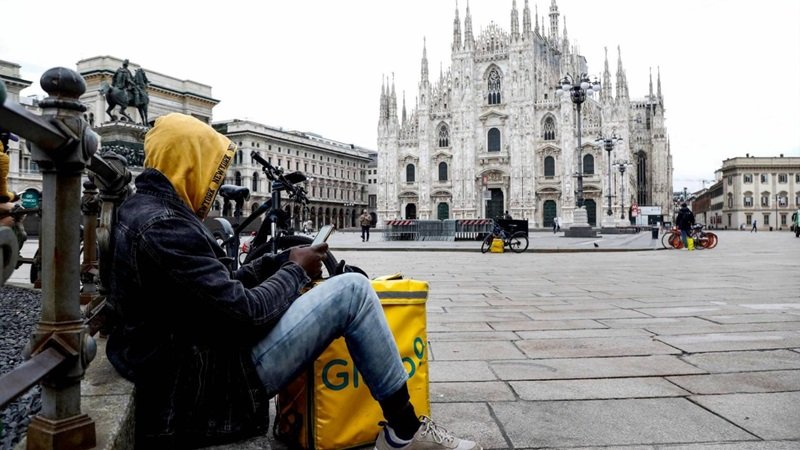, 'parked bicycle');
480,221,529,253
661,224,718,250
216,151,338,275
